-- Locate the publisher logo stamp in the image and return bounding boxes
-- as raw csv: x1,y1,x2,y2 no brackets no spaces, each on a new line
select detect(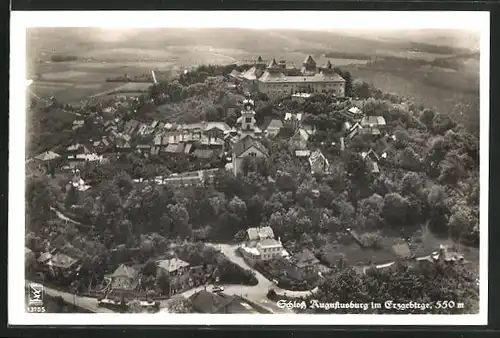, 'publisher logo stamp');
28,283,43,305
